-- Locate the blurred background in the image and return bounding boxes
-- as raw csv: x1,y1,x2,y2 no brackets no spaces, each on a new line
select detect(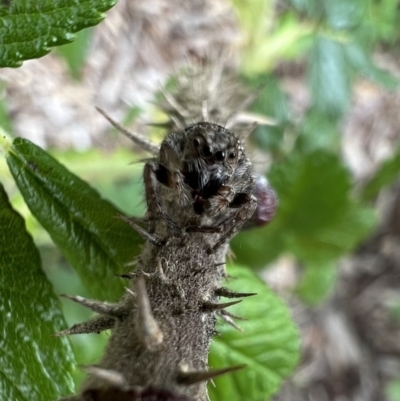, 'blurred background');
1,0,400,400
